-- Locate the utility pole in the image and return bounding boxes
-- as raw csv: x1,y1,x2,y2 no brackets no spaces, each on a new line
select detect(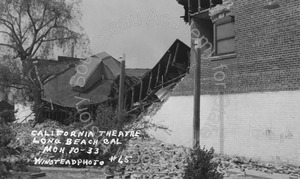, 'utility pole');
193,38,201,149
118,53,126,120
